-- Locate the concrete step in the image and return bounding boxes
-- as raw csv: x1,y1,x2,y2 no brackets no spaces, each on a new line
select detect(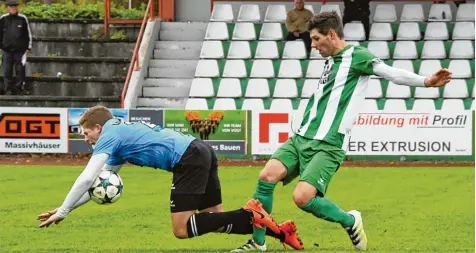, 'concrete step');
30,21,140,39
148,60,198,78
32,40,134,58
159,22,207,41
144,78,193,87
154,41,202,59
143,86,190,98
137,97,187,109
0,95,120,107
